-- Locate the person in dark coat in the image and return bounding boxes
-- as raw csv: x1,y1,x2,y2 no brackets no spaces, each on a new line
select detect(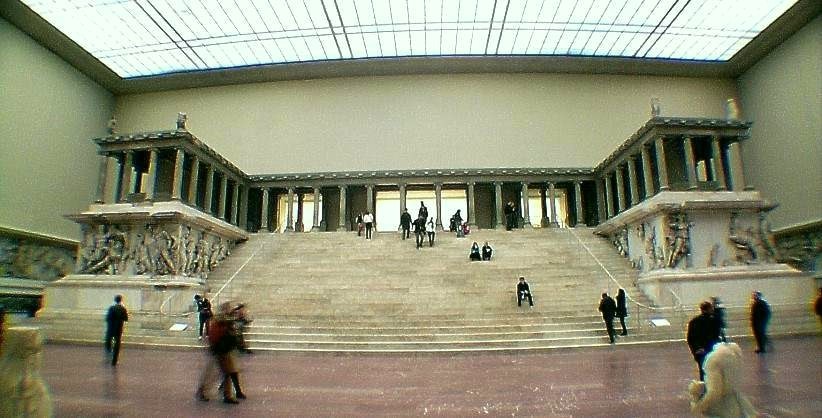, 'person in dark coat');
481,242,493,261
616,288,628,336
413,215,426,249
105,294,129,366
195,294,213,340
687,301,721,380
469,242,481,261
452,210,463,233
400,209,412,240
418,201,428,221
516,277,534,308
750,291,771,353
598,292,617,343
504,202,516,230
